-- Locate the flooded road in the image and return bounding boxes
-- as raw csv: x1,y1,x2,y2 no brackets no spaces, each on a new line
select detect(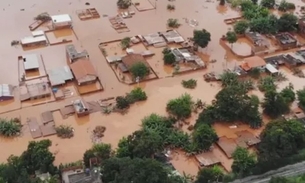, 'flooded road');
0,0,304,176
